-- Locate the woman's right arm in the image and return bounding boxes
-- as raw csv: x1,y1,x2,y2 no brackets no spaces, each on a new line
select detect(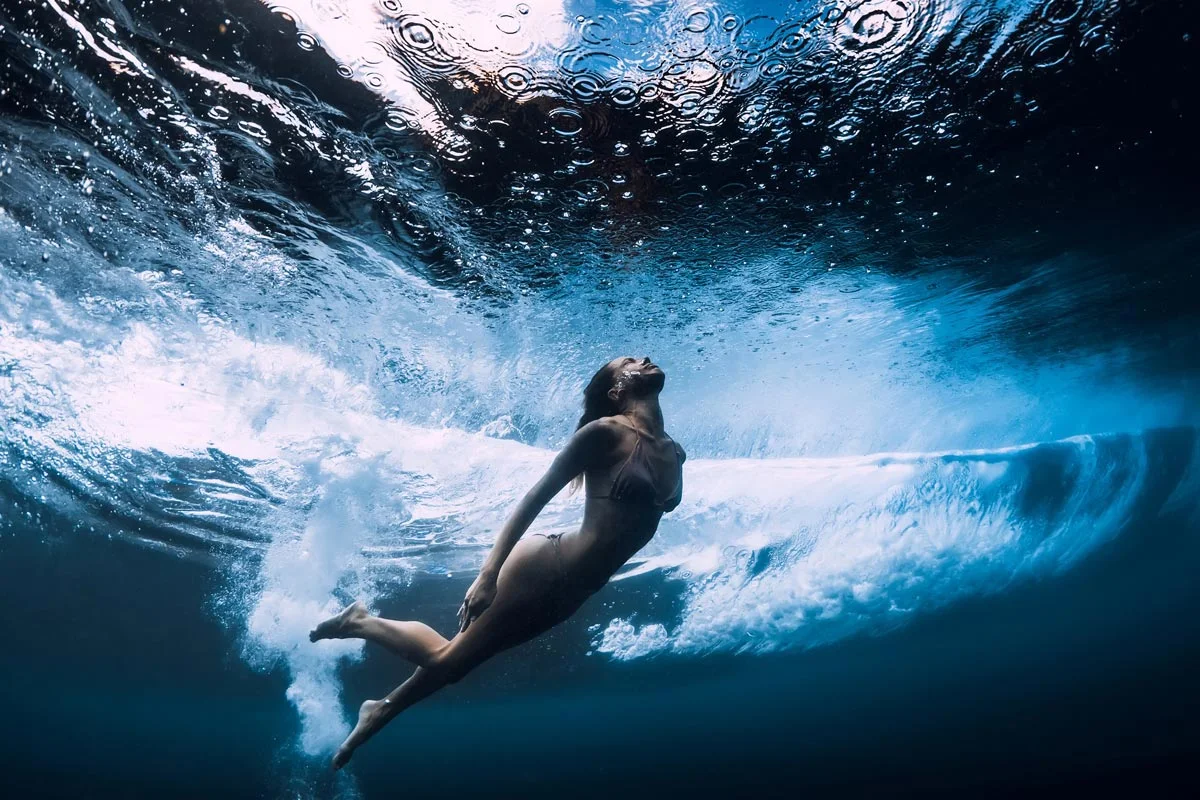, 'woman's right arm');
458,419,616,630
